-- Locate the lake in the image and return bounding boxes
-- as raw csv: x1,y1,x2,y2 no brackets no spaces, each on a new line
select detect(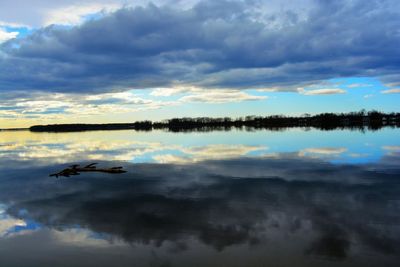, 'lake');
0,128,399,267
